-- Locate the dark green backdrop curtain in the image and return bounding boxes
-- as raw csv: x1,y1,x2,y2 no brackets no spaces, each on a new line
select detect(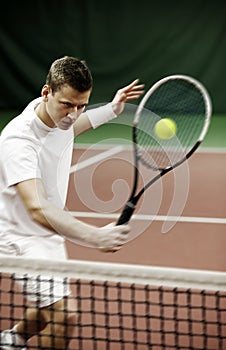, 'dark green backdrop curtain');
0,0,225,112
